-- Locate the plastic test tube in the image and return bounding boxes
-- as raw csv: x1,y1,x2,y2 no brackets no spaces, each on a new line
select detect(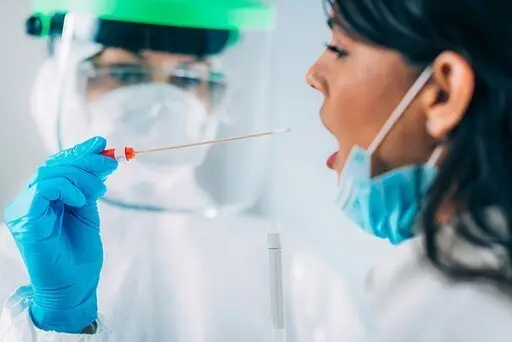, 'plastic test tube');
267,224,286,342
